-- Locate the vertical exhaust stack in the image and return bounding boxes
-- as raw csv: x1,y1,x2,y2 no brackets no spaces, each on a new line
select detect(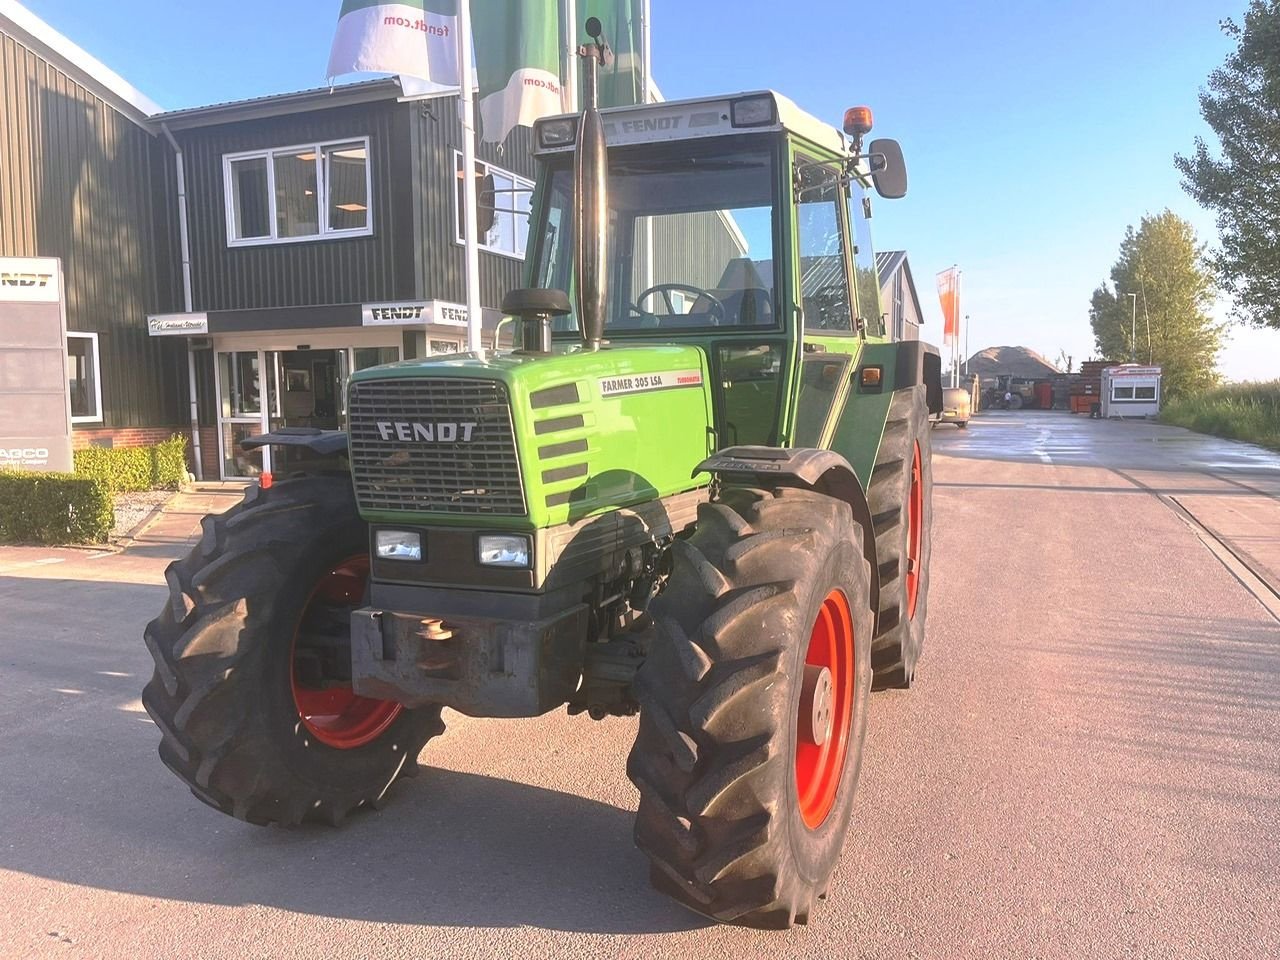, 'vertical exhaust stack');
574,18,610,352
